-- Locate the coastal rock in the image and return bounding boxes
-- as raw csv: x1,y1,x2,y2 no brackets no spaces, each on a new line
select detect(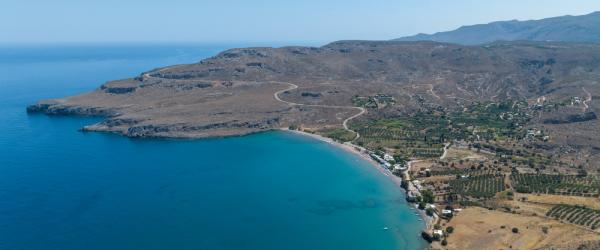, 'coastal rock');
27,103,116,117
123,117,281,138
101,86,137,94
